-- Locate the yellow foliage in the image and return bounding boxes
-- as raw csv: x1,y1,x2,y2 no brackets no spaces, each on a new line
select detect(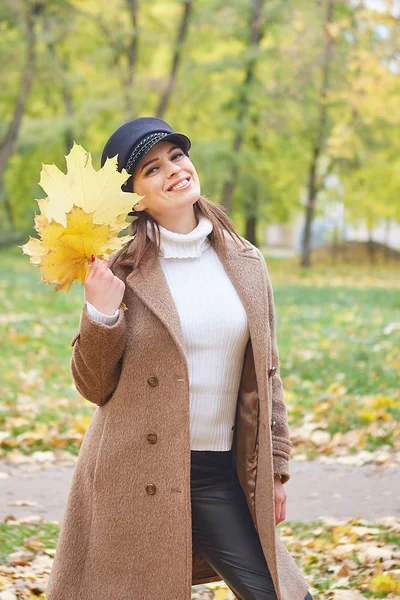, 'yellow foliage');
359,409,375,423
327,122,355,160
371,394,396,409
370,573,400,593
332,525,354,544
360,407,392,423
20,143,142,292
214,588,230,600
